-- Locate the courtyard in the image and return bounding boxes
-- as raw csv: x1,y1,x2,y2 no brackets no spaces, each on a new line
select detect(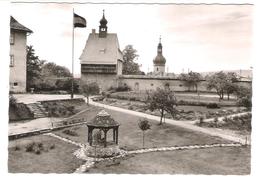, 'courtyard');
8,94,251,174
